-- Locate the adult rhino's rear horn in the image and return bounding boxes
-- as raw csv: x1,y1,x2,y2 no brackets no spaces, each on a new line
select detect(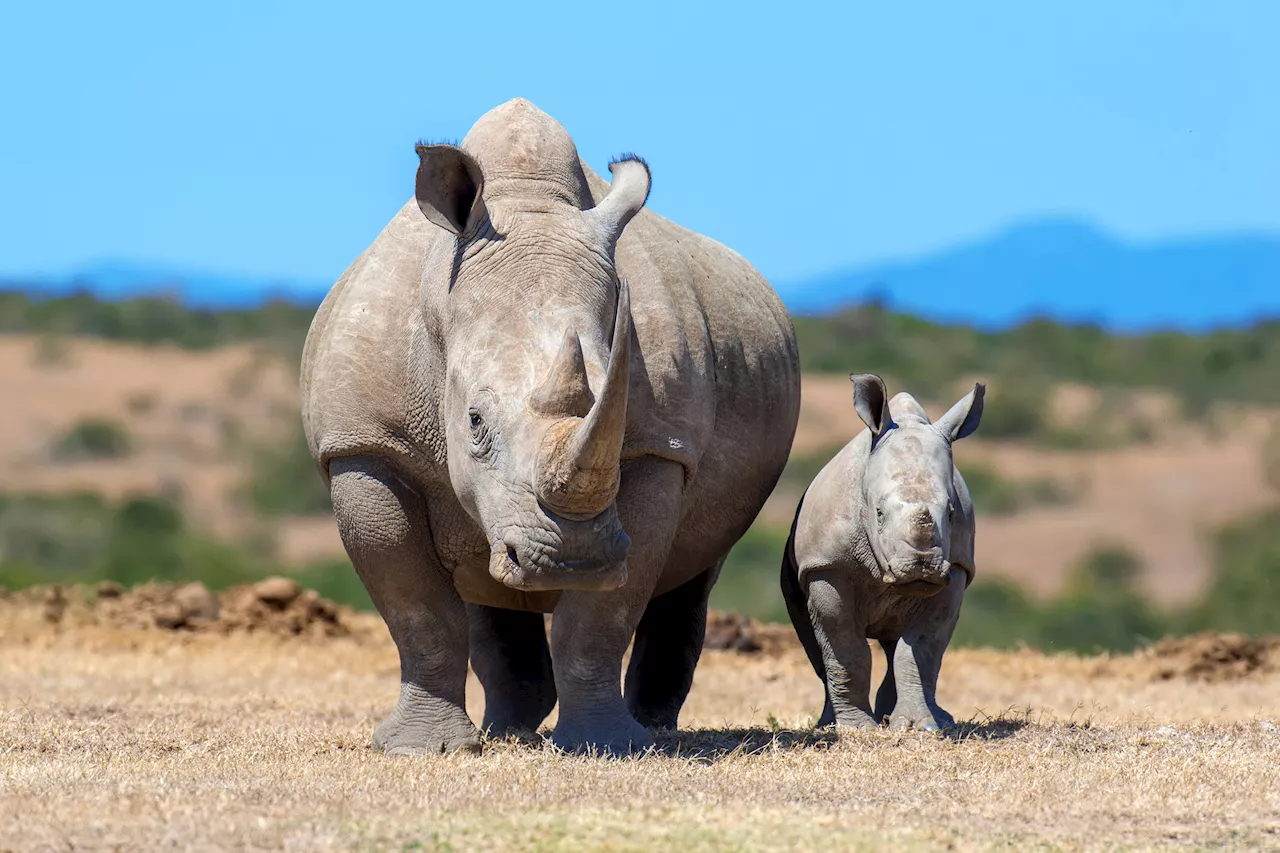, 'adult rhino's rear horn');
534,280,632,518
